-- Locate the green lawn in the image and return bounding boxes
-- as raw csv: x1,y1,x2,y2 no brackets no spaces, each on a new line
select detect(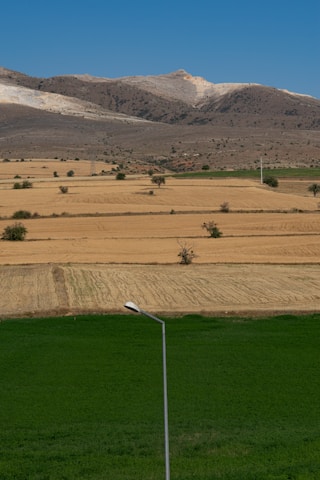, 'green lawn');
0,313,320,479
